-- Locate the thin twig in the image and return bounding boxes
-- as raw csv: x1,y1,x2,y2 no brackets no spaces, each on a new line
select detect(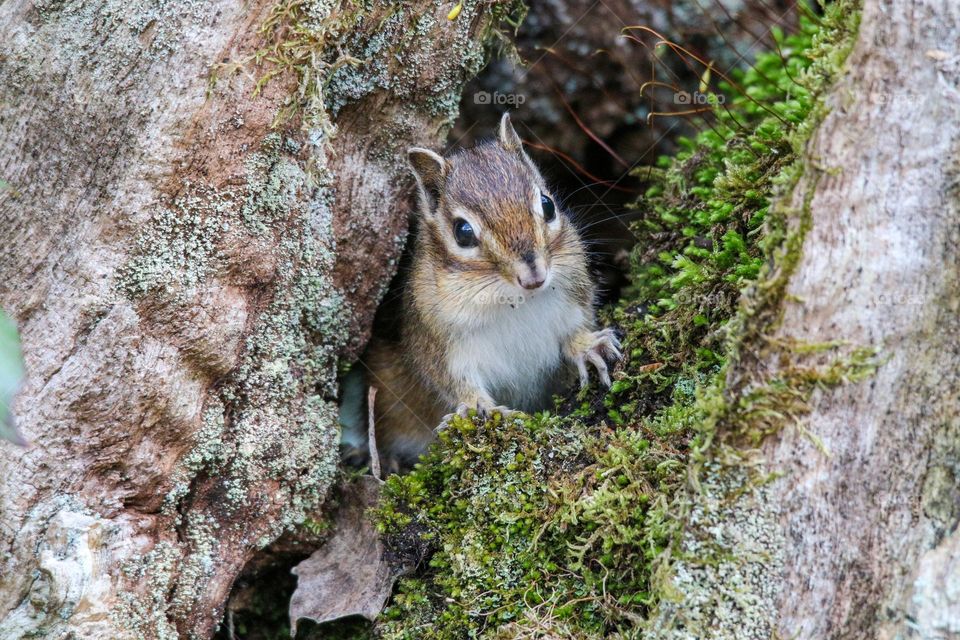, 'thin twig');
367,386,381,480
522,140,640,193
